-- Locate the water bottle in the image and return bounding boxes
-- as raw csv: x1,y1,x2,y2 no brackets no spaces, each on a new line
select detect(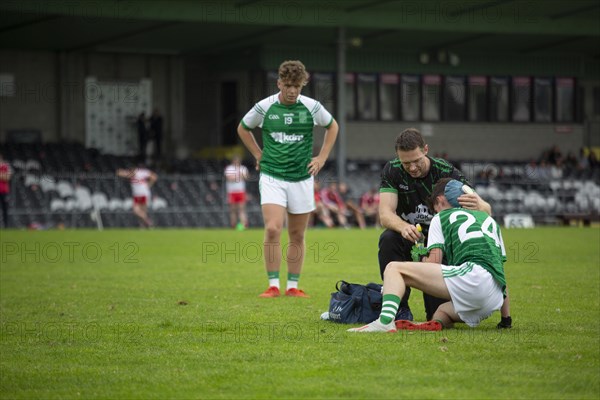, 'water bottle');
415,223,425,249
